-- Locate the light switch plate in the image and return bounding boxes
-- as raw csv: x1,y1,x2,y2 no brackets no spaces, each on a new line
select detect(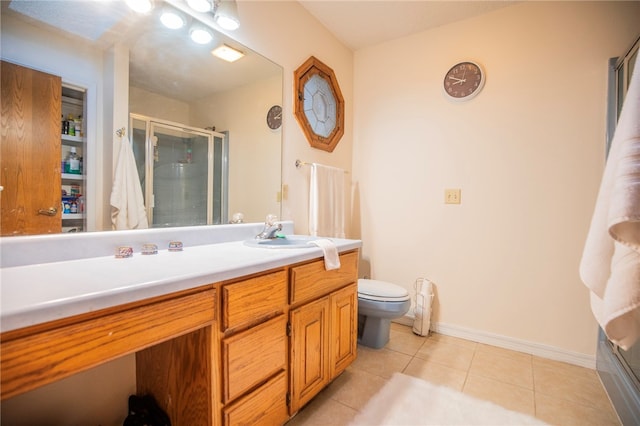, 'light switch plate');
445,188,461,204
